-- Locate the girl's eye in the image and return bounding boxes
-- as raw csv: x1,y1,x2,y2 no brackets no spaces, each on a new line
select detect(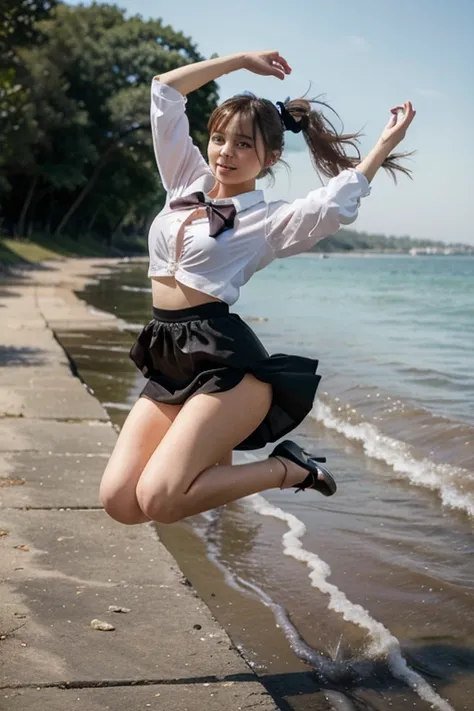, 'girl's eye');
212,136,251,149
